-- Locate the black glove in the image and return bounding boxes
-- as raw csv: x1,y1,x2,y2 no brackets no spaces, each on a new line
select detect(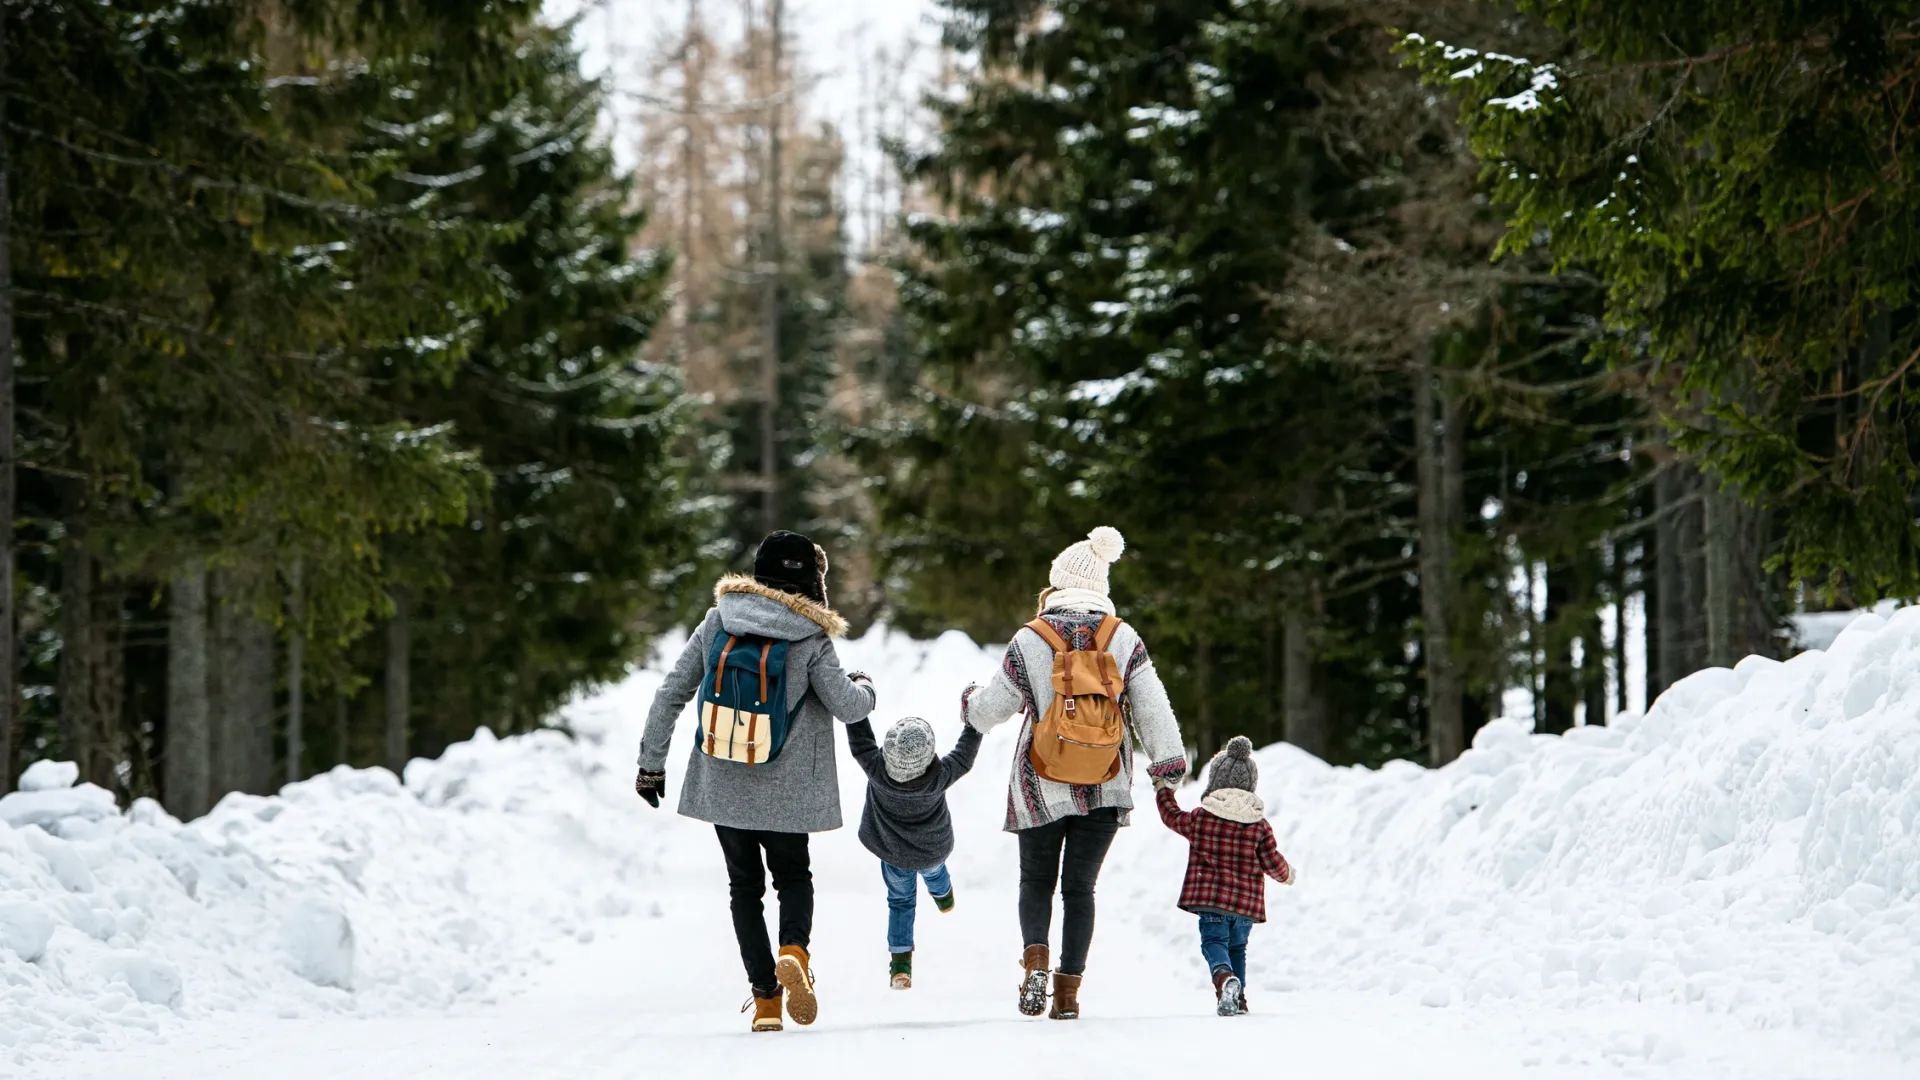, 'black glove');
636,769,667,808
847,671,875,703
